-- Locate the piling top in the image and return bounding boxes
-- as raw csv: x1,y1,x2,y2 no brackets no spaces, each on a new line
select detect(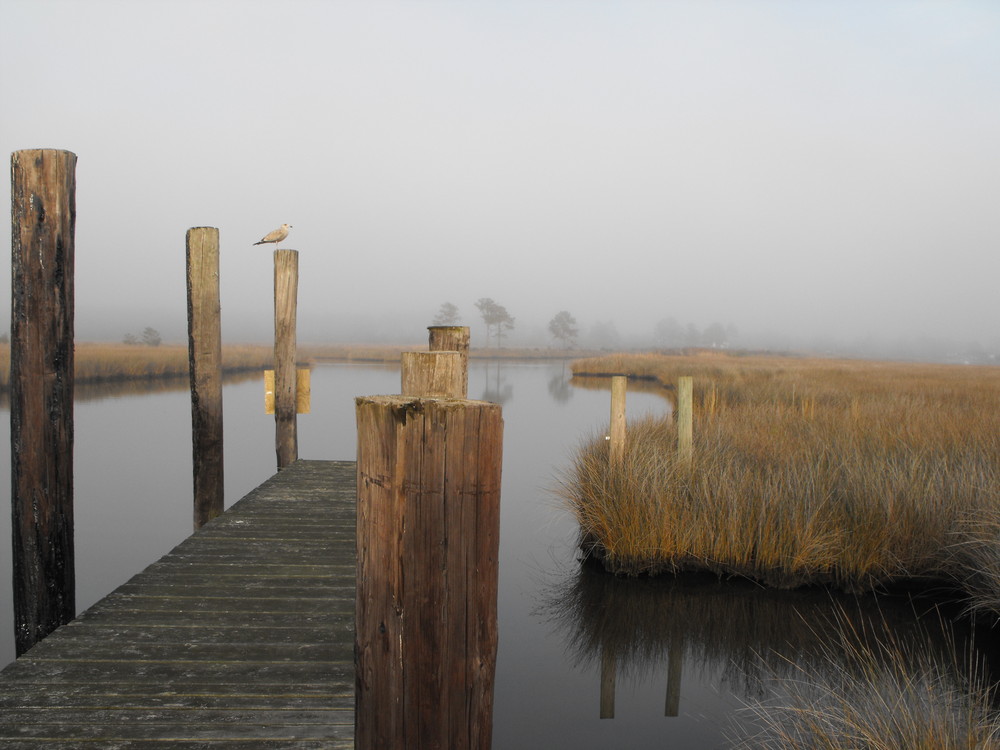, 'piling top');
356,394,499,410
11,148,77,160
